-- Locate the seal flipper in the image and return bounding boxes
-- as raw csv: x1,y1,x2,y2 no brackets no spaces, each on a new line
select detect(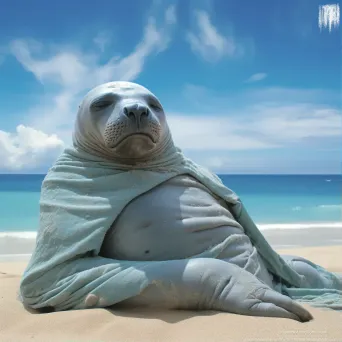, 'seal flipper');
116,258,313,322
